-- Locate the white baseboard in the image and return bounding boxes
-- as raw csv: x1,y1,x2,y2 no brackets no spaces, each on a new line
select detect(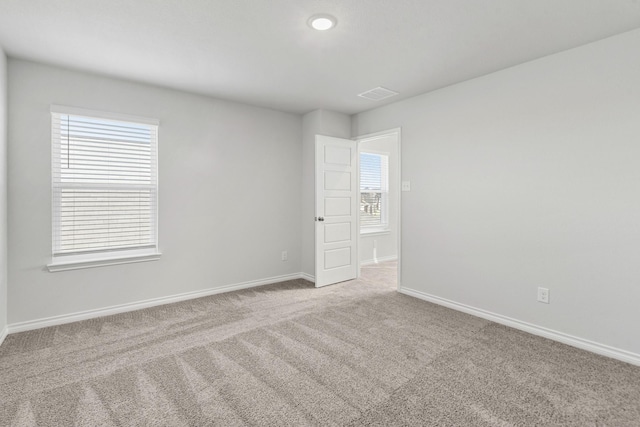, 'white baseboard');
400,286,640,367
300,272,315,283
0,325,7,347
7,273,306,334
361,256,398,266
